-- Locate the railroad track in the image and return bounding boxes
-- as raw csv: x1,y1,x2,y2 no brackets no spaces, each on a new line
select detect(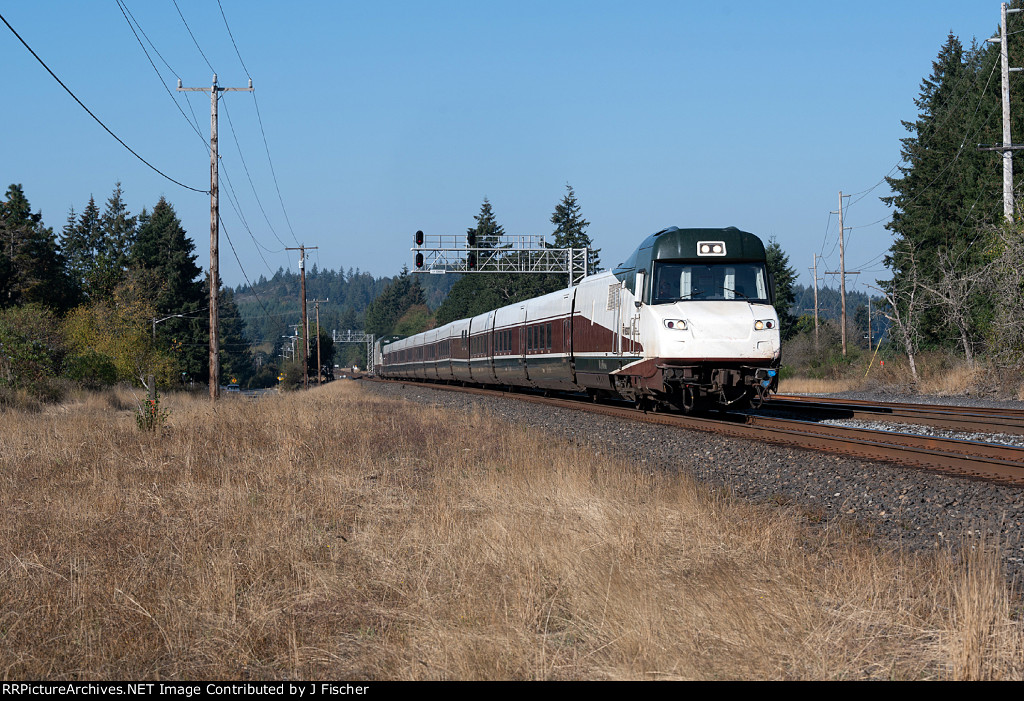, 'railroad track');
377,379,1024,487
766,394,1024,436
